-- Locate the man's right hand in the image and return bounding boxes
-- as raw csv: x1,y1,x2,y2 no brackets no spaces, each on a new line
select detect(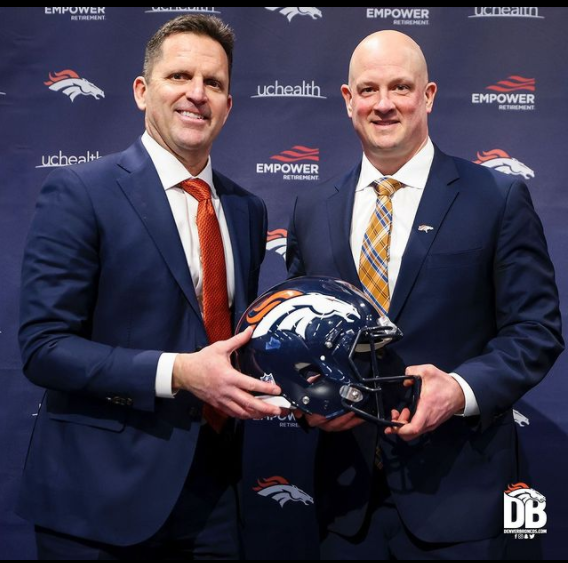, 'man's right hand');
172,327,285,420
